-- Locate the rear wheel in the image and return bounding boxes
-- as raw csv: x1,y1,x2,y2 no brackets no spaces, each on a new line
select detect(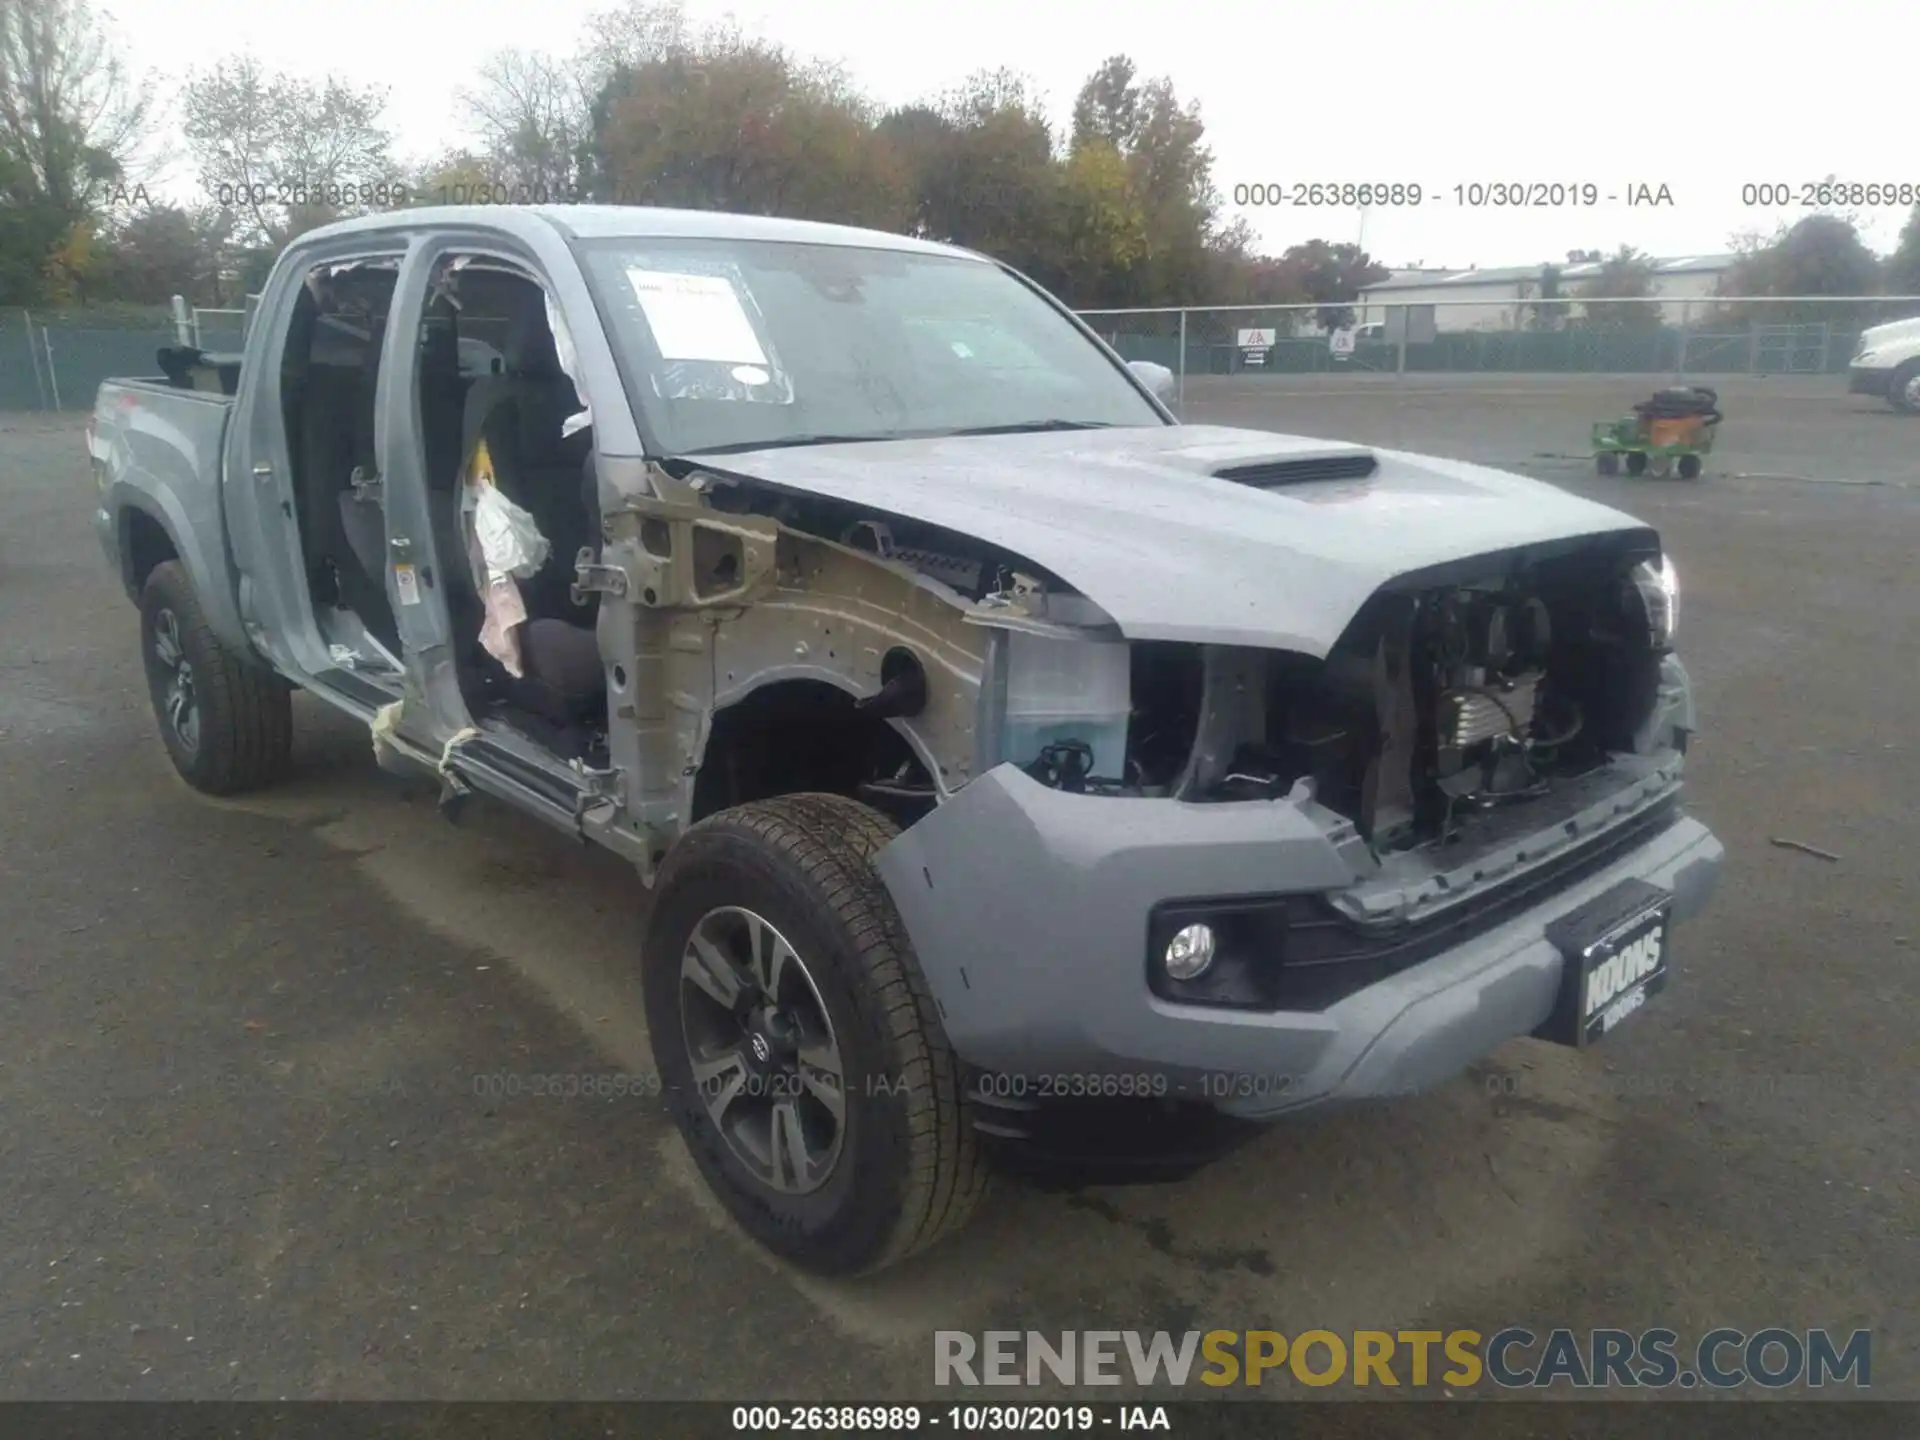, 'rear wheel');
139,561,293,794
1891,360,1920,415
1677,454,1702,480
641,794,987,1275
